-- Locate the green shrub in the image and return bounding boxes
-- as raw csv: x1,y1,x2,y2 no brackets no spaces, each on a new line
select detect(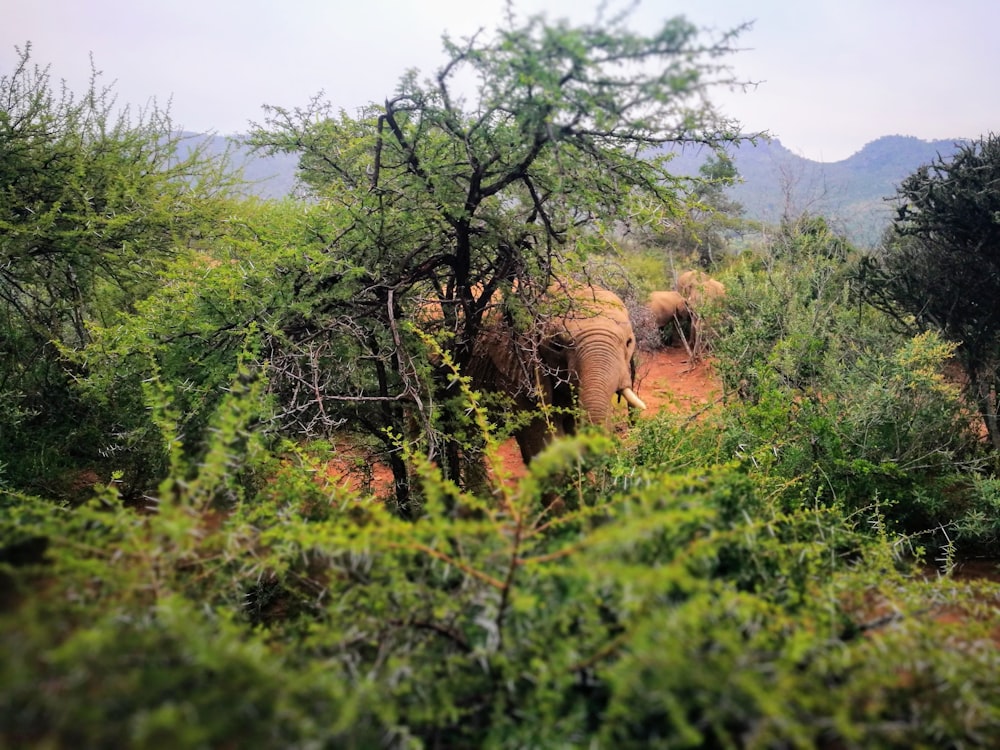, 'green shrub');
712,222,987,546
0,46,241,497
953,475,1000,554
